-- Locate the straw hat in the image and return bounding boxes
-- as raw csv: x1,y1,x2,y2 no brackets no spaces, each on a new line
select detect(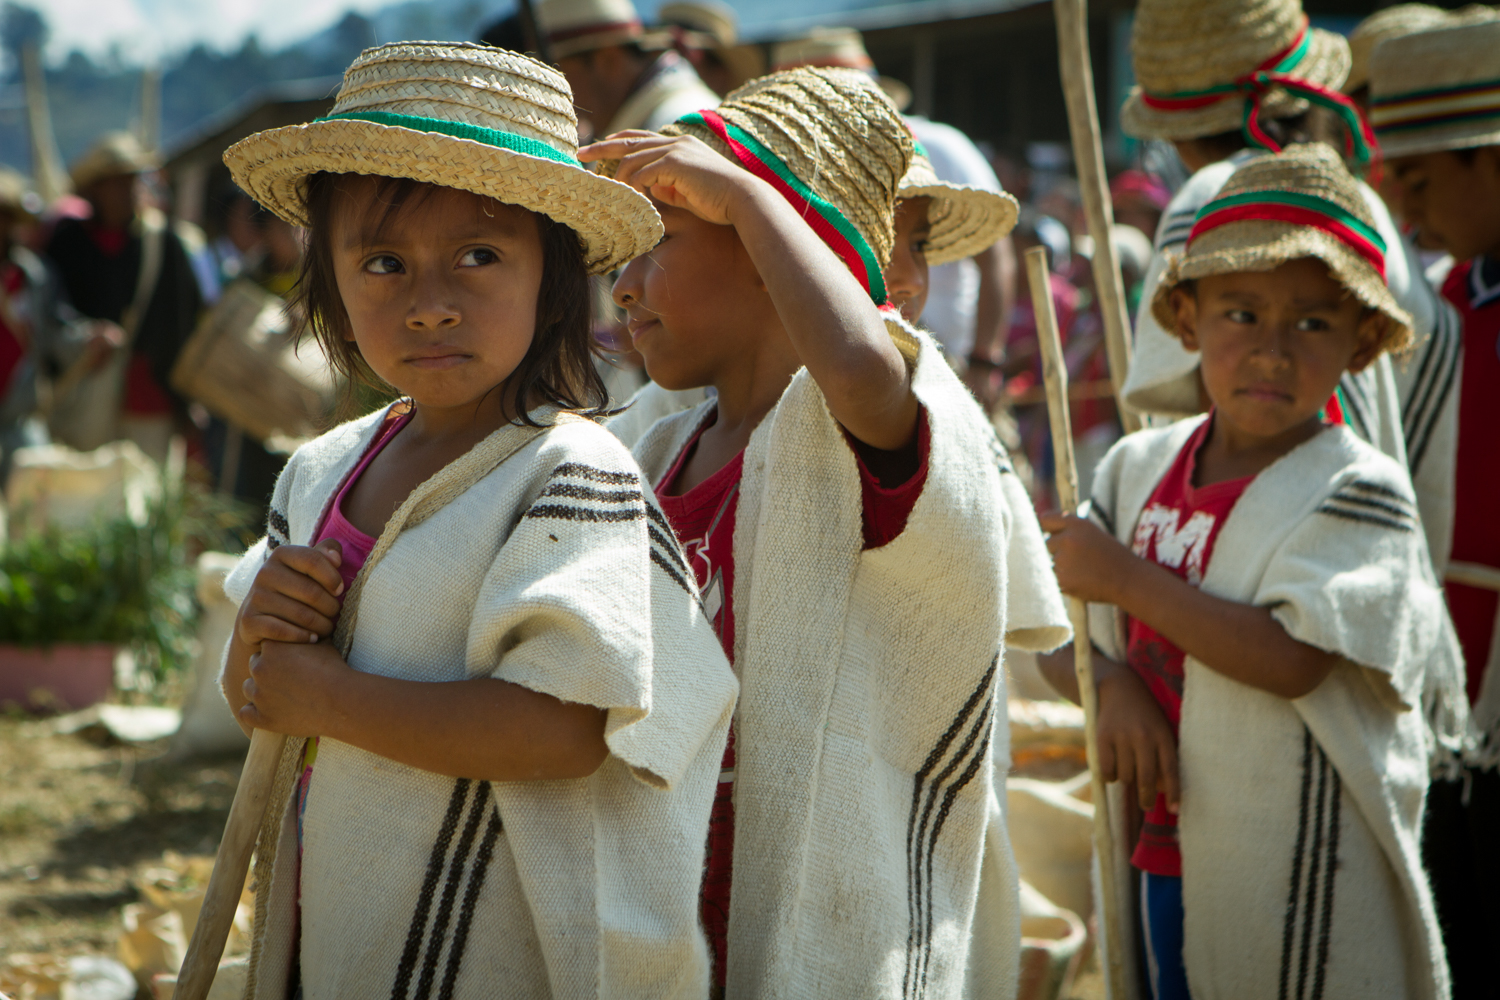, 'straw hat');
656,1,765,92
897,149,1018,265
1344,5,1495,96
1121,0,1351,143
606,67,912,304
1369,19,1500,160
224,42,661,275
70,131,158,191
770,27,912,112
536,0,669,59
1151,144,1411,355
